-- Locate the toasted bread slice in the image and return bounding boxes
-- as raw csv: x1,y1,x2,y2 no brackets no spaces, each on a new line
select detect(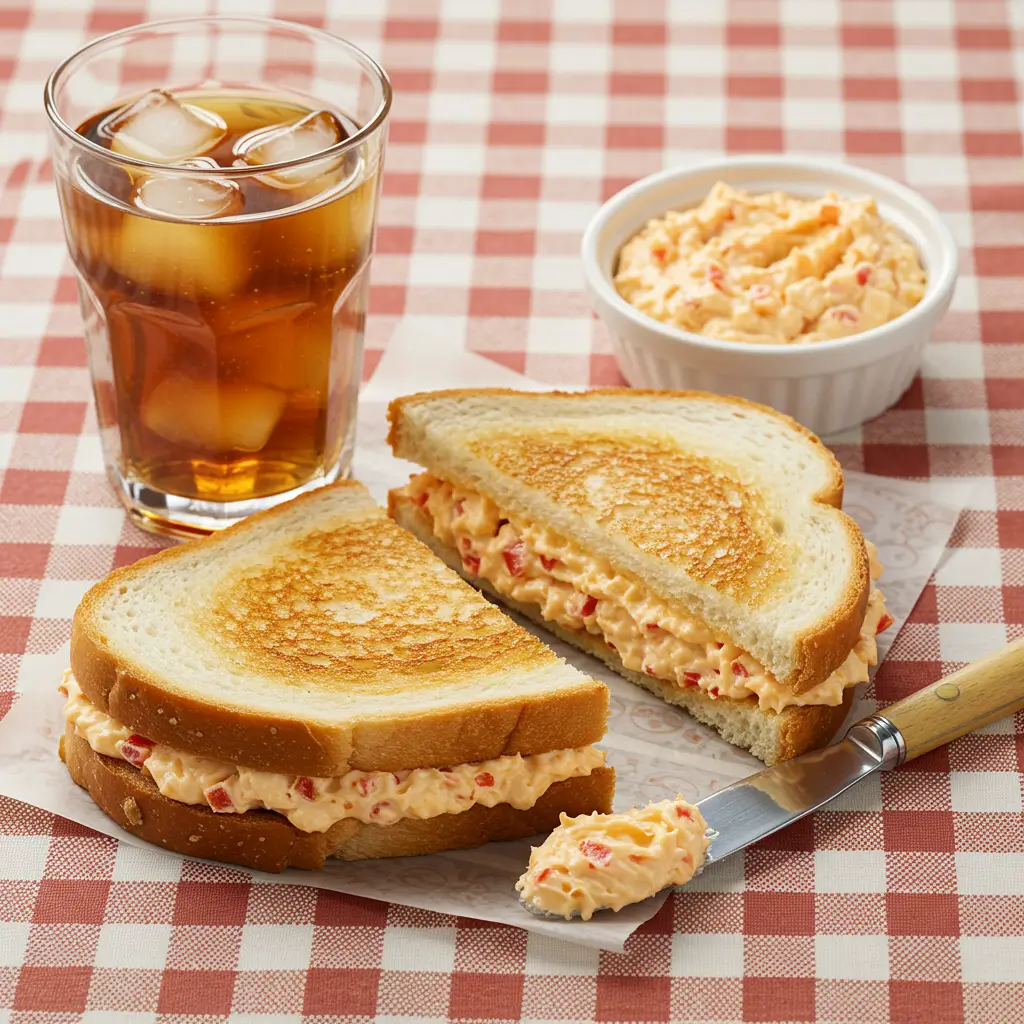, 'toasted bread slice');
61,726,616,871
392,500,854,765
388,389,869,692
71,481,607,776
